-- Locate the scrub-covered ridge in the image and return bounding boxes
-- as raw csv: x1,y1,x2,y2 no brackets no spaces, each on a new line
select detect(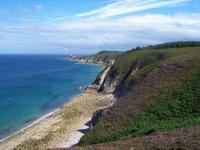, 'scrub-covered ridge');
73,41,200,149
